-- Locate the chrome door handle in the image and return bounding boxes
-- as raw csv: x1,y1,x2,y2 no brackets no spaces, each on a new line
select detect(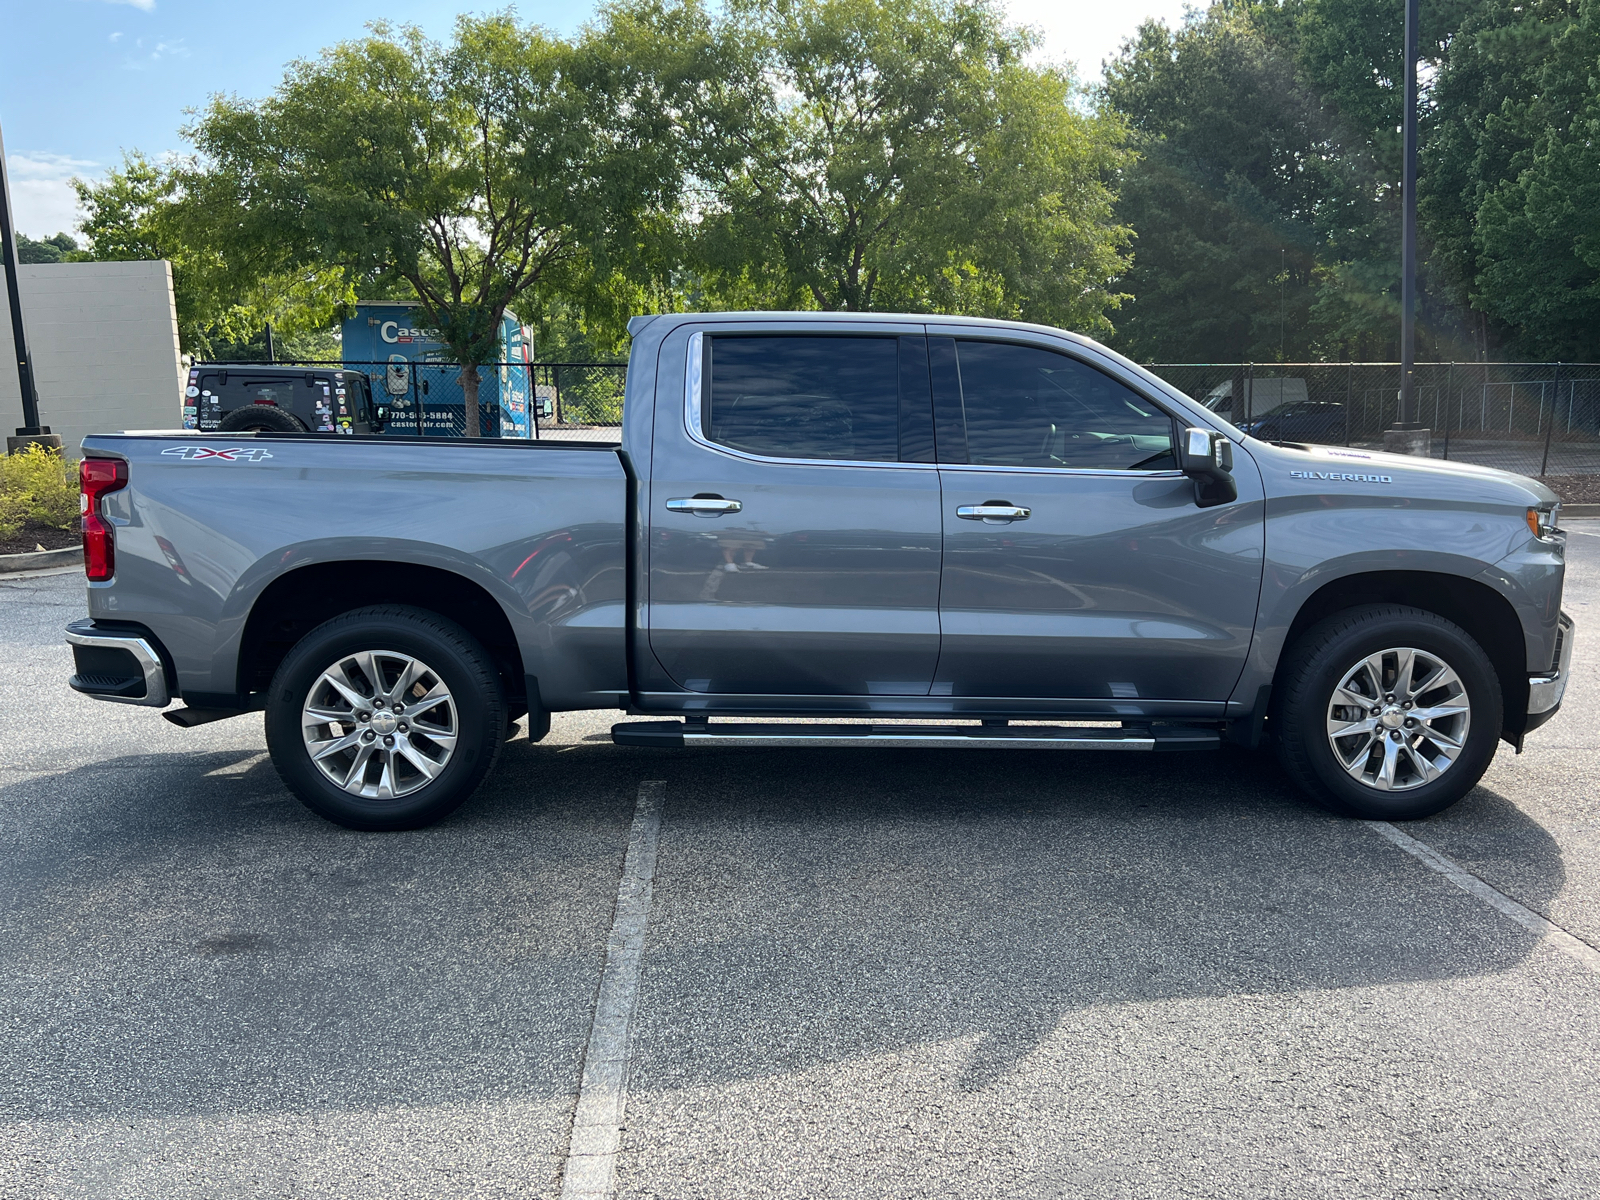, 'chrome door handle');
666,496,743,516
956,504,1030,522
